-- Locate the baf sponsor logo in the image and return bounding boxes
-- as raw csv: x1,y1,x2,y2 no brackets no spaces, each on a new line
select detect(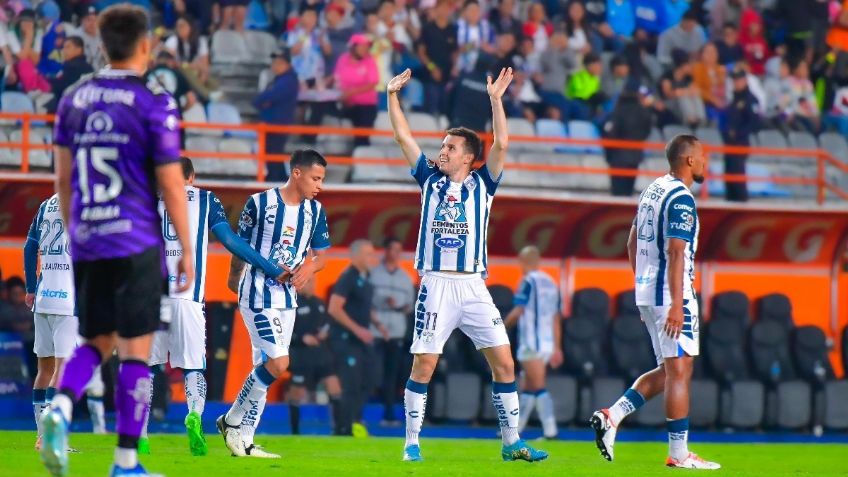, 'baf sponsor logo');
435,237,464,250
